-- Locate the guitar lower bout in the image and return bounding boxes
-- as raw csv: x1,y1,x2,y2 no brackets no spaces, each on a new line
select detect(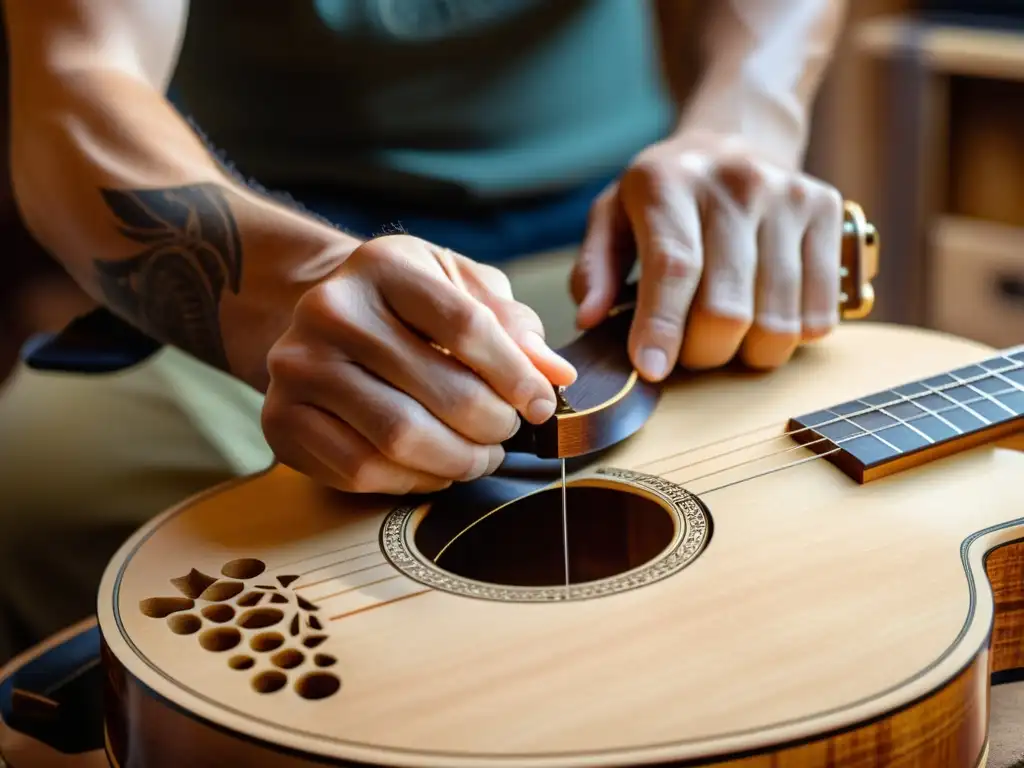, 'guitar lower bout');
78,323,1024,768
